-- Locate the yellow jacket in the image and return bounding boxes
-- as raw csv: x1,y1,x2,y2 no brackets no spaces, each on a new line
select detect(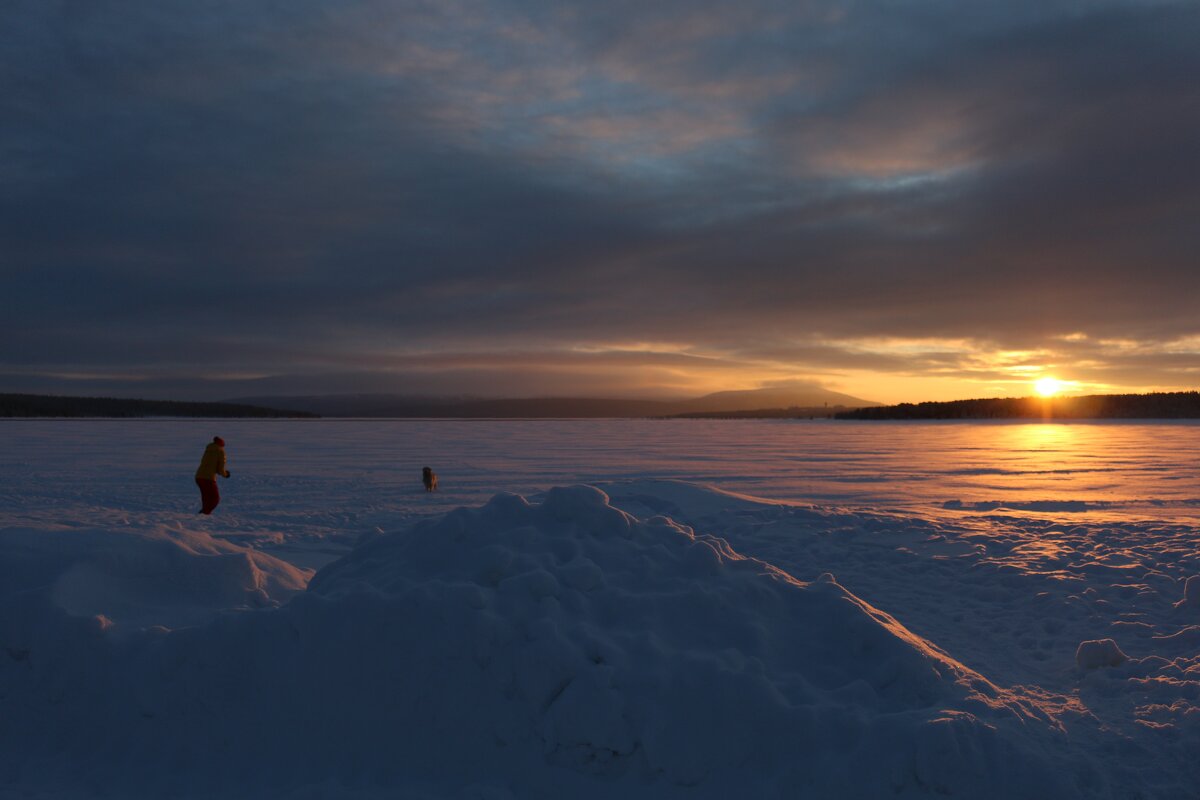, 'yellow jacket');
195,443,229,480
